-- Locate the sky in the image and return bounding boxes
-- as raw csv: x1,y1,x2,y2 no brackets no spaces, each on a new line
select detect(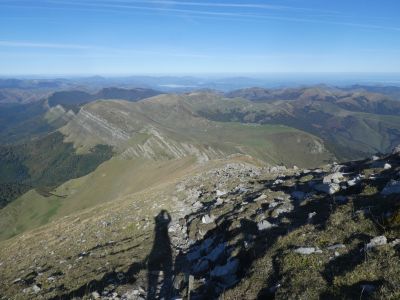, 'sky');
0,0,400,75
